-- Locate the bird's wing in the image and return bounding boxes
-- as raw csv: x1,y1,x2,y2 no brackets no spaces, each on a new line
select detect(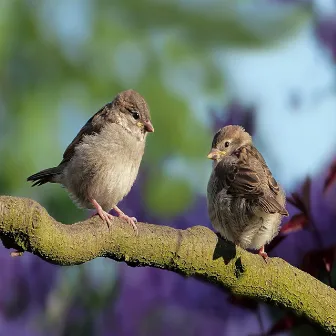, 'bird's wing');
214,151,288,216
61,106,108,164
215,160,263,196
248,146,280,195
